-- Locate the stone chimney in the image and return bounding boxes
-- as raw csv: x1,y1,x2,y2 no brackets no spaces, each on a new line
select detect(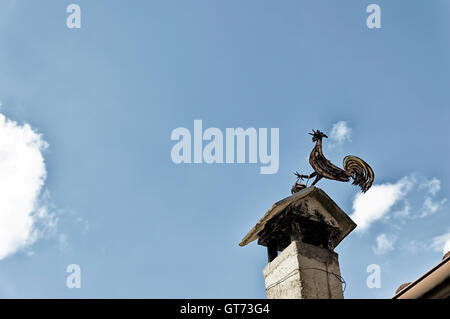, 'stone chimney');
239,186,356,299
